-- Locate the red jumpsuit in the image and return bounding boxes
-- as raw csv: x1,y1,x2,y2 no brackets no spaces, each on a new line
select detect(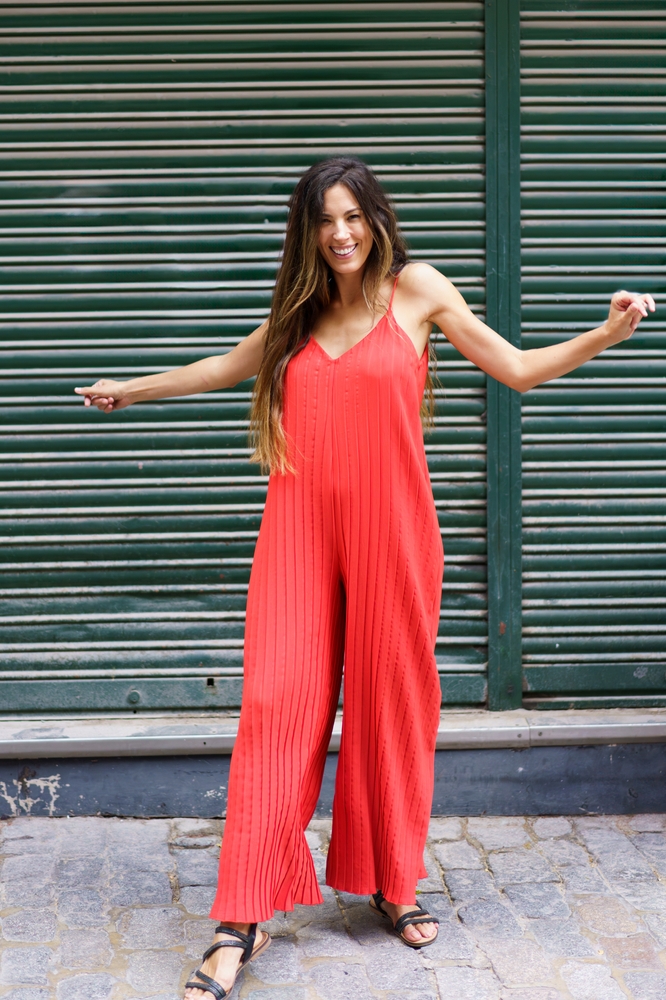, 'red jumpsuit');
211,275,444,922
